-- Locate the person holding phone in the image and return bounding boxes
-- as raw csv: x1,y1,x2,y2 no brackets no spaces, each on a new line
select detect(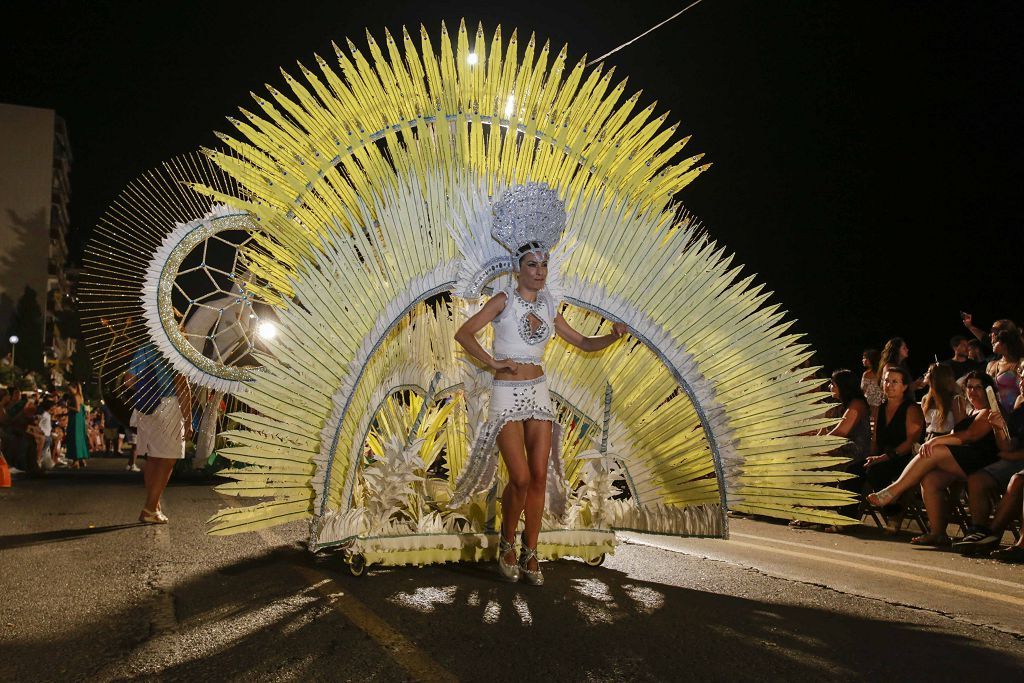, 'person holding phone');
960,313,1018,362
